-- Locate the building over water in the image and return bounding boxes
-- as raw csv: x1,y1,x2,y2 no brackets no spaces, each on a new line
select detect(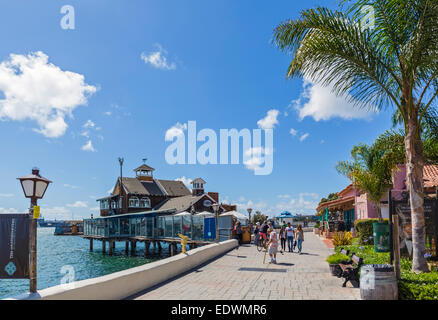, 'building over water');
96,162,223,217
